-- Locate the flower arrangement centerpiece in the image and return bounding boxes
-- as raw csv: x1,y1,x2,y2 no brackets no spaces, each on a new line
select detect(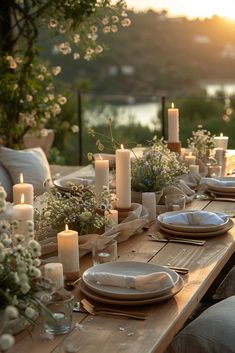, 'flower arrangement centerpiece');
35,184,112,240
131,137,188,195
187,126,216,160
0,187,52,351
